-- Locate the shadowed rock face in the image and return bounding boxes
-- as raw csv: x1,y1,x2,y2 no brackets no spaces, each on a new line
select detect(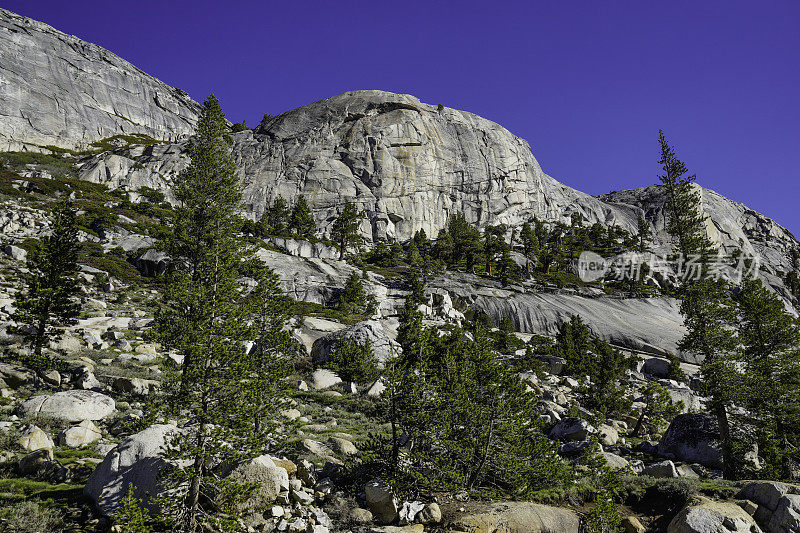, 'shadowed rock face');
0,9,201,151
